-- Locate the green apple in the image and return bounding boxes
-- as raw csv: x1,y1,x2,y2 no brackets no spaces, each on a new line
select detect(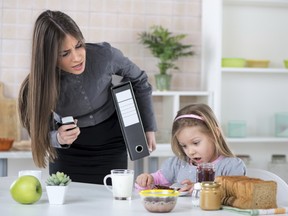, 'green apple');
10,175,42,204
